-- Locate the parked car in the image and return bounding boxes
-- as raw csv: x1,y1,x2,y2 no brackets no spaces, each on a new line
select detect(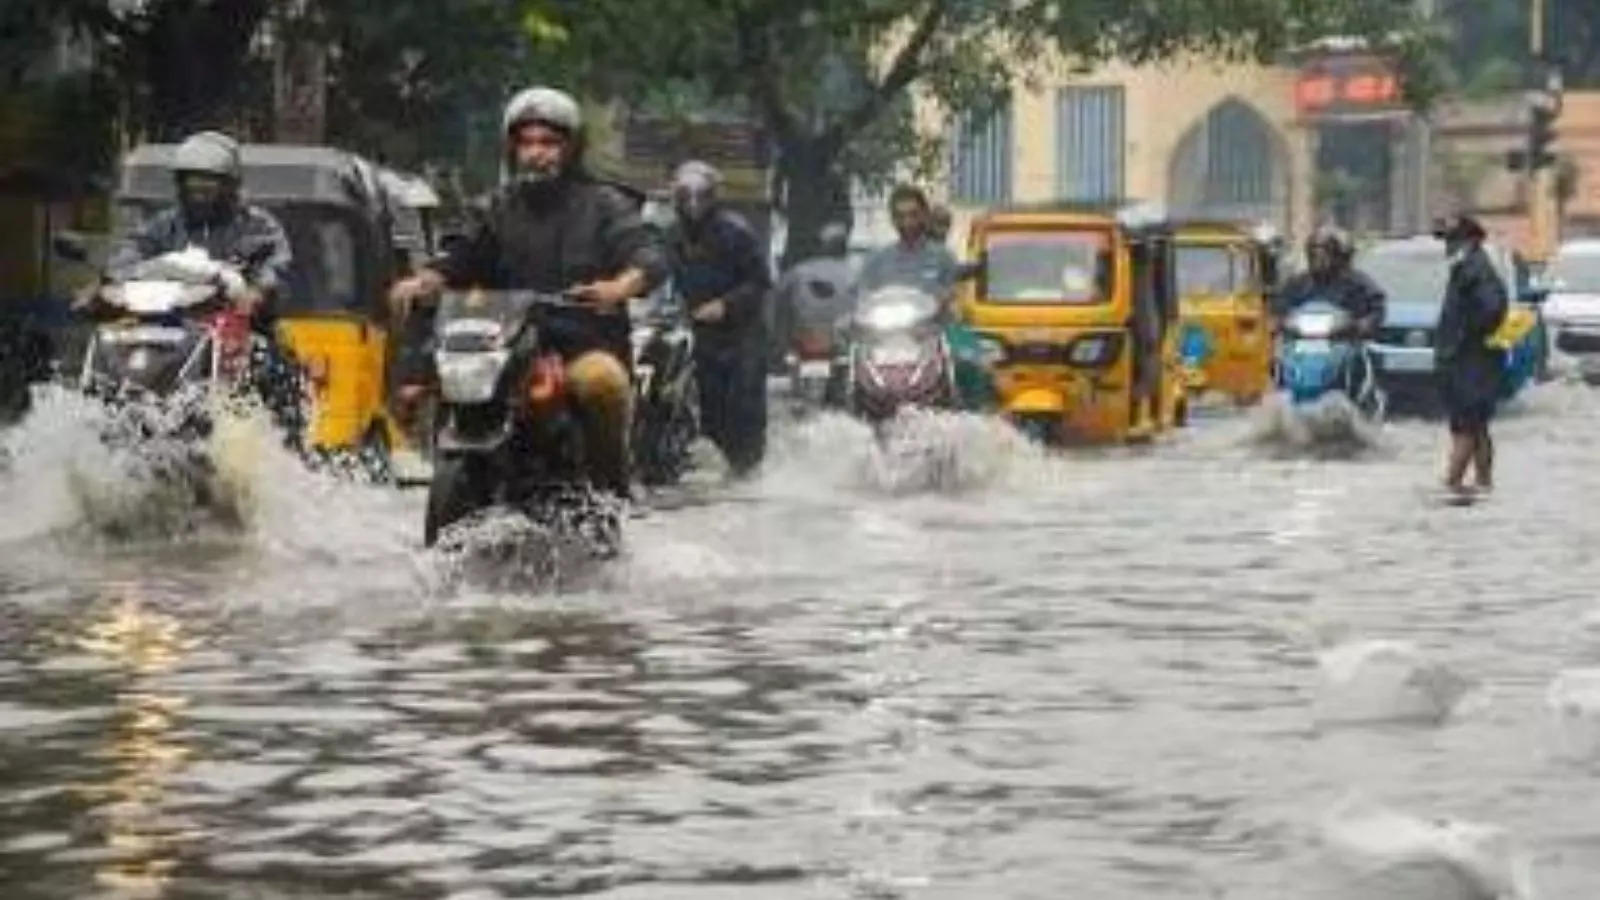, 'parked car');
1355,235,1548,411
1540,239,1600,383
